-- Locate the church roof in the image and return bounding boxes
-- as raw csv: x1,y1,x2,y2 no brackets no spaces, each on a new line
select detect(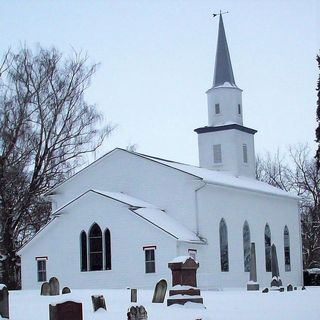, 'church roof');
212,14,236,88
137,153,299,200
53,189,203,244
